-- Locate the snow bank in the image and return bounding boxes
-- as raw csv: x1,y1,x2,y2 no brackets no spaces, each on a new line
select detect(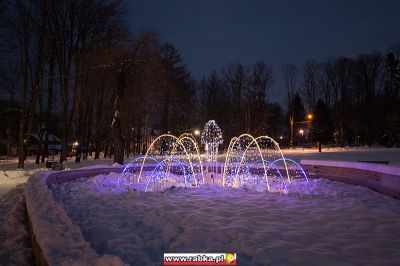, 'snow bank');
300,159,400,176
0,184,32,265
68,163,123,170
25,170,126,265
301,159,400,199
